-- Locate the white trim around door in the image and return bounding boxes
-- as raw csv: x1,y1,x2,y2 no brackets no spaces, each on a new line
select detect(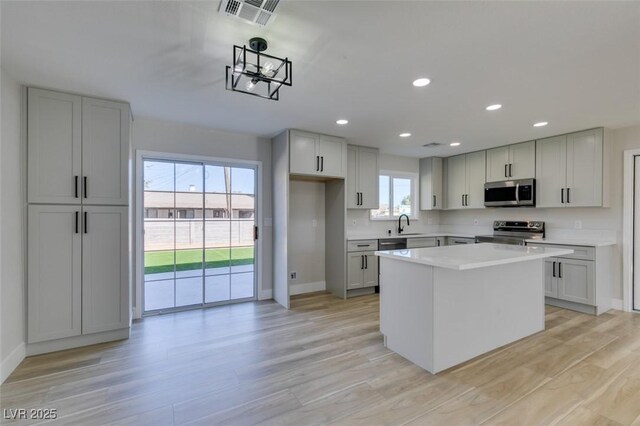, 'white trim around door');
622,149,640,313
